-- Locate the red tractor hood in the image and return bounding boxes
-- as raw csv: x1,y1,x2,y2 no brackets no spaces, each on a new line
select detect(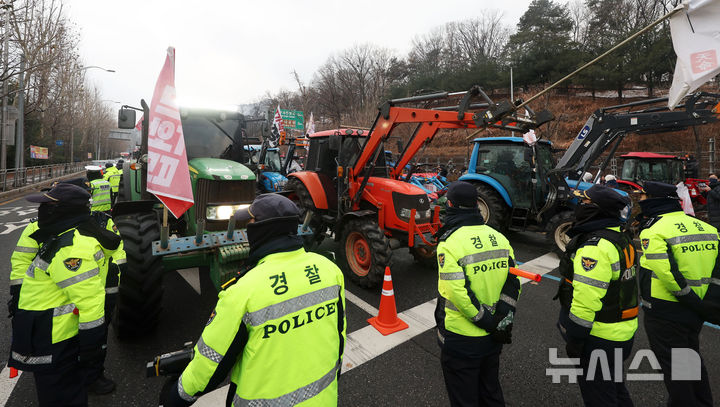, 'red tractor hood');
365,177,428,195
